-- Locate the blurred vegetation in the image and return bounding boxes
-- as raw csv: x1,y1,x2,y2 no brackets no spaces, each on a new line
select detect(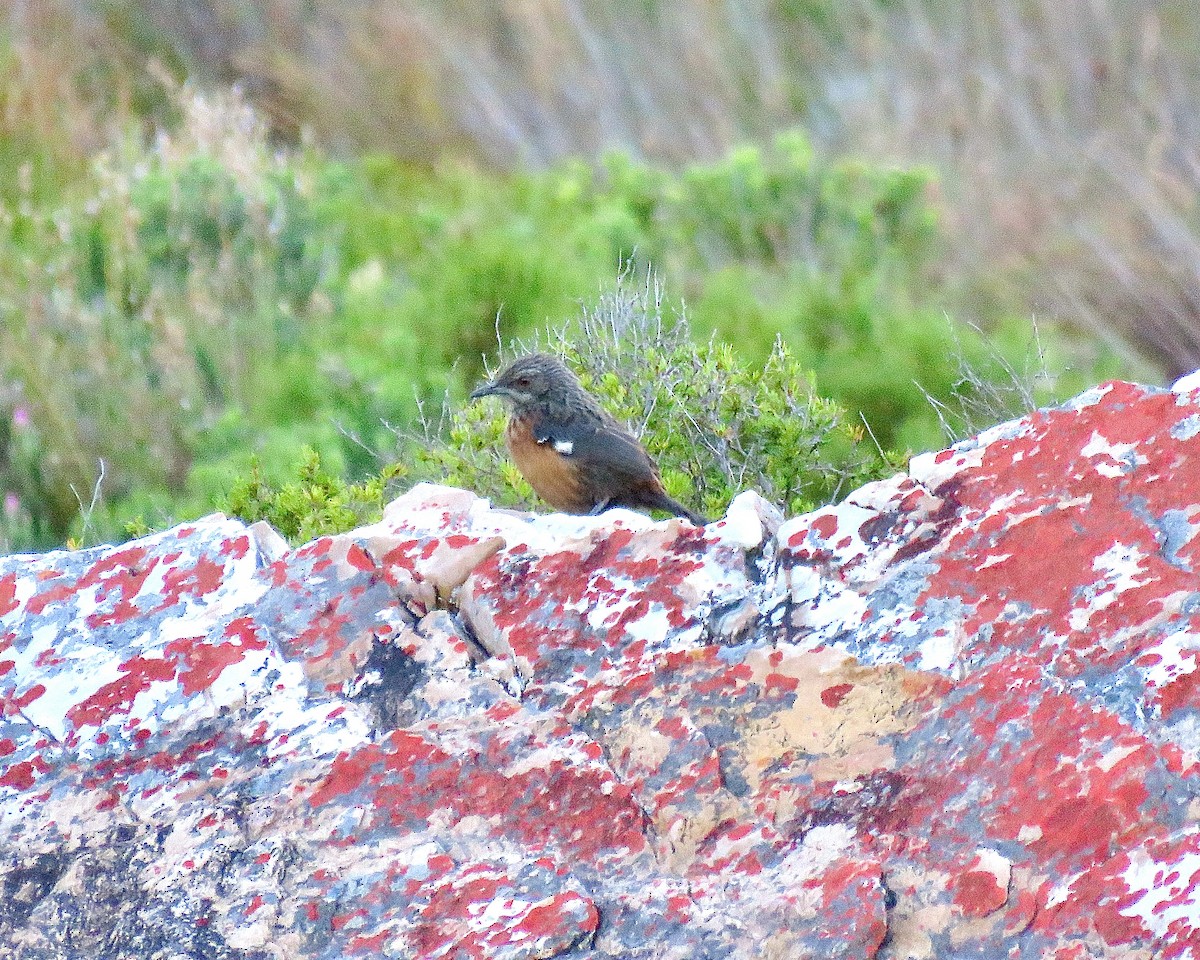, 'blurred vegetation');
0,2,1158,550
407,273,910,523
228,275,906,540
18,0,1196,377
225,450,399,545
